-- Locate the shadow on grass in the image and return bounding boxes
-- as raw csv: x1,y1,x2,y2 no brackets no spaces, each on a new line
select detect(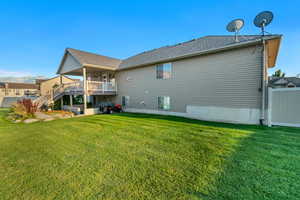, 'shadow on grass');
116,112,300,200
